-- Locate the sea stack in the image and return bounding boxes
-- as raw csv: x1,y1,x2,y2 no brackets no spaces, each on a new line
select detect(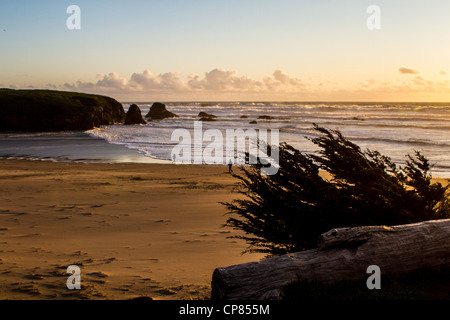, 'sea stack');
125,104,147,125
145,102,178,120
198,112,217,119
257,115,275,120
